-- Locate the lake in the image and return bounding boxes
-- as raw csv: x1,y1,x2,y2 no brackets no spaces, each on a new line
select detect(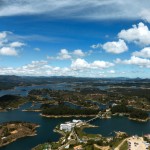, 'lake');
0,83,74,97
0,84,150,150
